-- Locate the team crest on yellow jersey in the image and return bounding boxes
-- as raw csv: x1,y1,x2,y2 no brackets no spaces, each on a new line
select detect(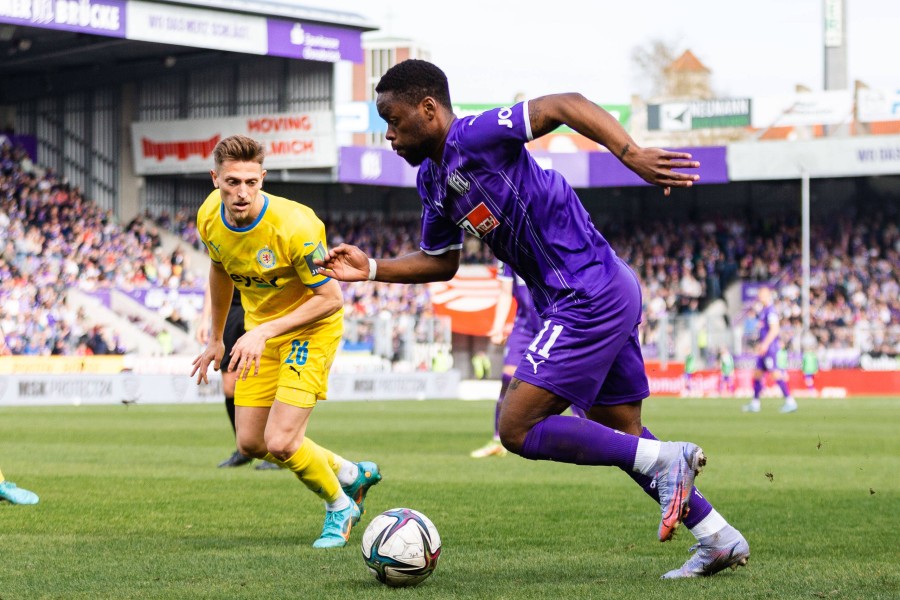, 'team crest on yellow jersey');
257,246,277,269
